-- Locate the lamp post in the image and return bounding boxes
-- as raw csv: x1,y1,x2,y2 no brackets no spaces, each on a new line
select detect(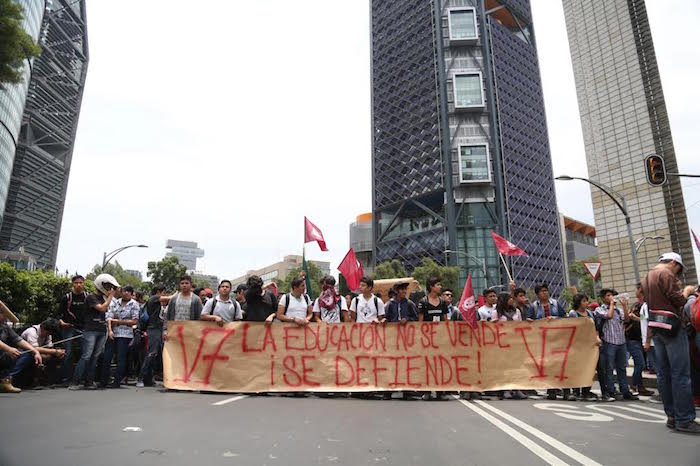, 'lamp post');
634,235,665,254
444,249,488,287
102,244,148,269
555,175,640,285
